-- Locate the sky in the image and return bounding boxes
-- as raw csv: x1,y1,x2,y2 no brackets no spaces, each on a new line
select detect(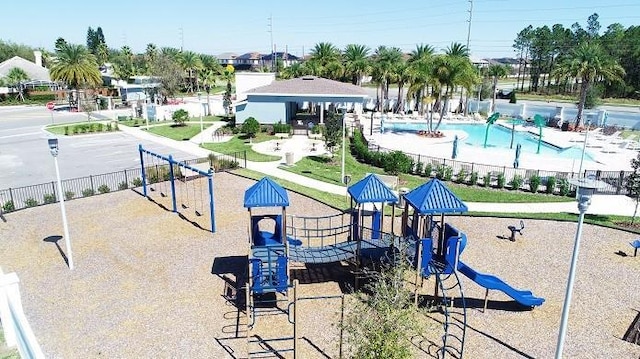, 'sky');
1,0,639,59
